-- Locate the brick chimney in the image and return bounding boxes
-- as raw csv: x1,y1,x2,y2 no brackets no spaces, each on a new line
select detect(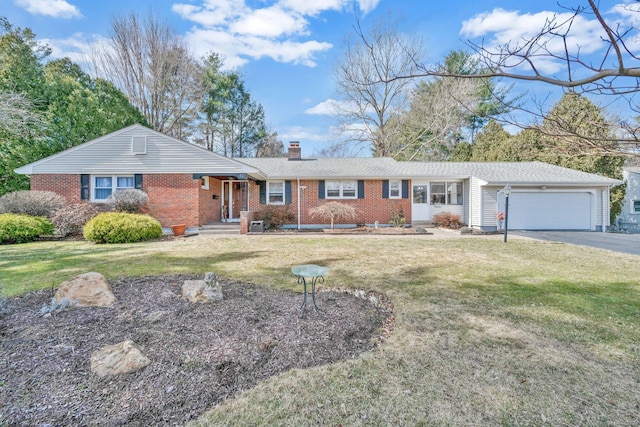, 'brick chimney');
287,141,301,160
